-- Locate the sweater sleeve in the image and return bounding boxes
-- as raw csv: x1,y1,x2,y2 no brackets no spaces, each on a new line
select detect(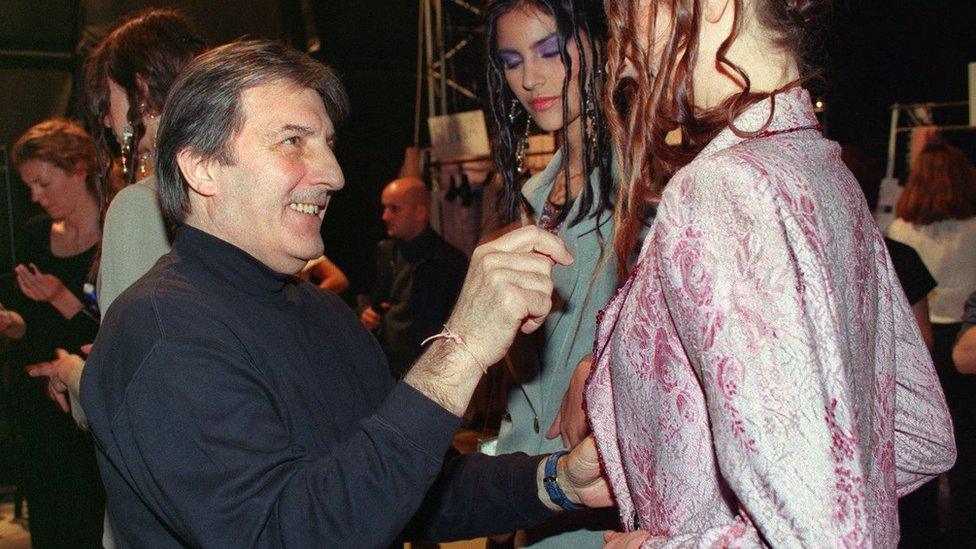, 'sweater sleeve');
400,449,554,542
108,334,549,546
